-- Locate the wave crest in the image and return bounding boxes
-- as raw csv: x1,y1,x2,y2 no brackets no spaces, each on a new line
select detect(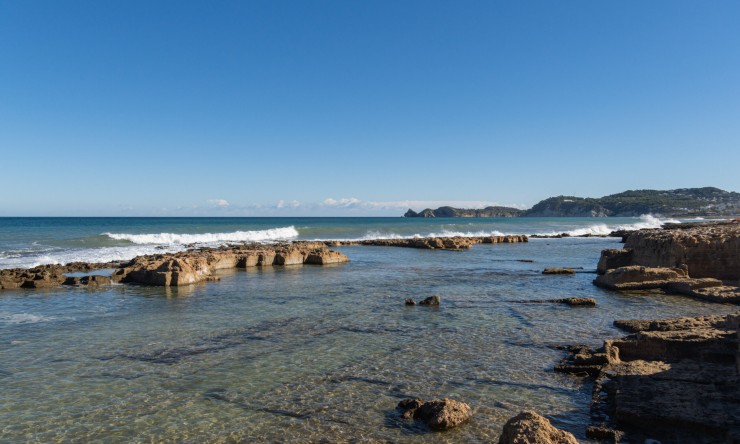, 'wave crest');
103,226,300,245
